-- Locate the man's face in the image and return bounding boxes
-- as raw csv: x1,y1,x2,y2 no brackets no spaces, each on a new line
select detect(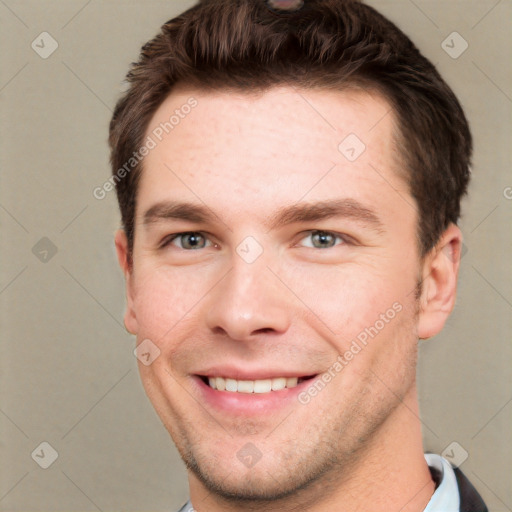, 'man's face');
120,86,427,500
